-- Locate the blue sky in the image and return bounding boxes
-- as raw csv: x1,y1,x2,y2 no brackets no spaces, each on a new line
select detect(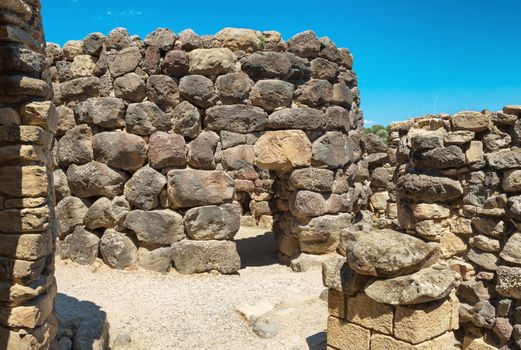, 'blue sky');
42,0,521,126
